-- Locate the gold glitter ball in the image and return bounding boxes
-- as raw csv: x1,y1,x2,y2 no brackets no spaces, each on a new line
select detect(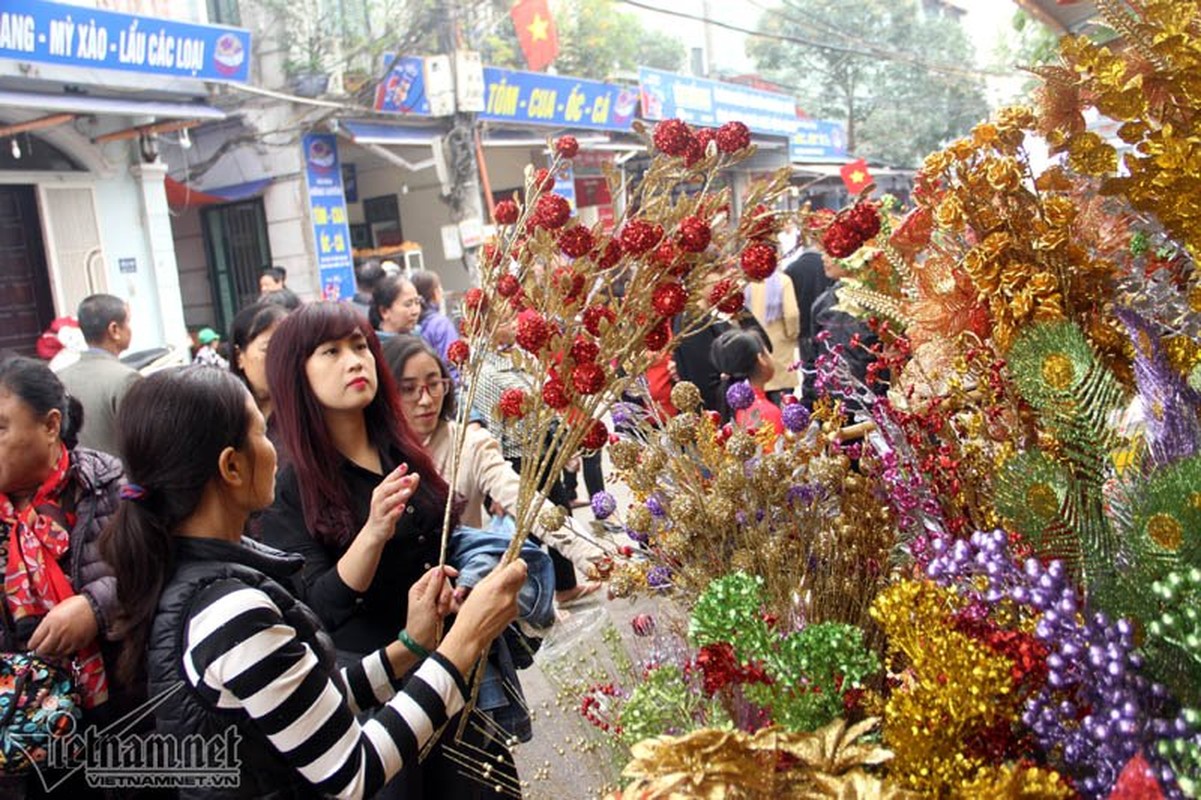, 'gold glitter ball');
666,413,697,446
1040,352,1076,390
669,381,703,412
1147,513,1184,552
610,440,641,470
627,504,654,534
539,506,567,531
726,431,758,461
